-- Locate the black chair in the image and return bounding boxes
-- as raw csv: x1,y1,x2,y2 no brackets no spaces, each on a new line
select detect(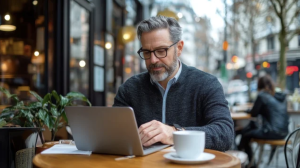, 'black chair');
284,127,300,168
